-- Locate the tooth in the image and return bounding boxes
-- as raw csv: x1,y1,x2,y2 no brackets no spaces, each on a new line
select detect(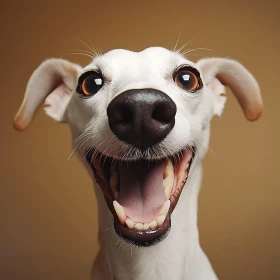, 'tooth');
164,160,172,179
163,183,172,200
163,159,173,178
143,223,149,231
157,215,166,226
135,223,144,230
160,200,170,216
163,159,174,199
187,152,192,161
113,201,126,225
125,218,134,229
149,220,157,229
